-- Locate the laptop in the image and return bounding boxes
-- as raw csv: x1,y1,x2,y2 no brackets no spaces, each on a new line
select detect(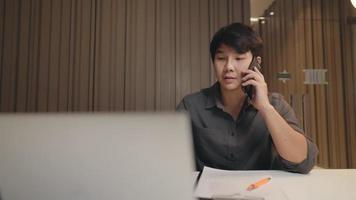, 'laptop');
0,113,195,200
